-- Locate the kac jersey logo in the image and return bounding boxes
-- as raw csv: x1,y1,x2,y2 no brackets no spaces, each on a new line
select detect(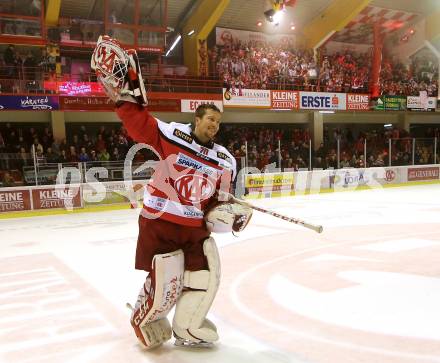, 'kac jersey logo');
174,174,214,202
